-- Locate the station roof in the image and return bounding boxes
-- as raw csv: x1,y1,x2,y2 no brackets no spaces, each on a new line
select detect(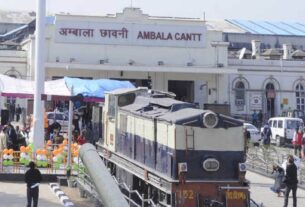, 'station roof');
226,19,305,36
0,10,35,24
205,19,246,33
